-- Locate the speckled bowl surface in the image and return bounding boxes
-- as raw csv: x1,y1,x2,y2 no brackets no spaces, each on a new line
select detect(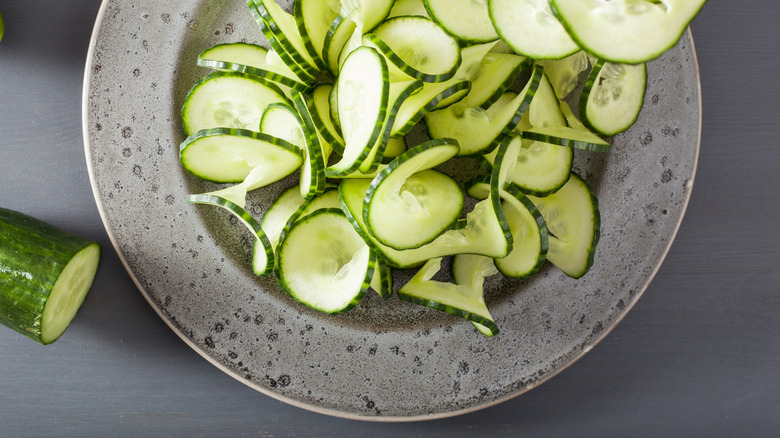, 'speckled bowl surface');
83,0,701,421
